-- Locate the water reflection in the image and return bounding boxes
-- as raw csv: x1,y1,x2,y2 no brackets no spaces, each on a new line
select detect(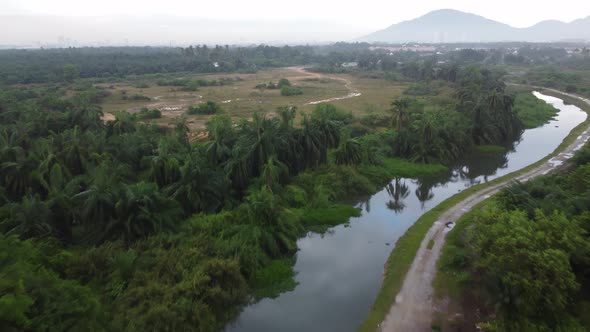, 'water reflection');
413,179,435,208
385,178,410,213
407,134,520,197
226,92,587,332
